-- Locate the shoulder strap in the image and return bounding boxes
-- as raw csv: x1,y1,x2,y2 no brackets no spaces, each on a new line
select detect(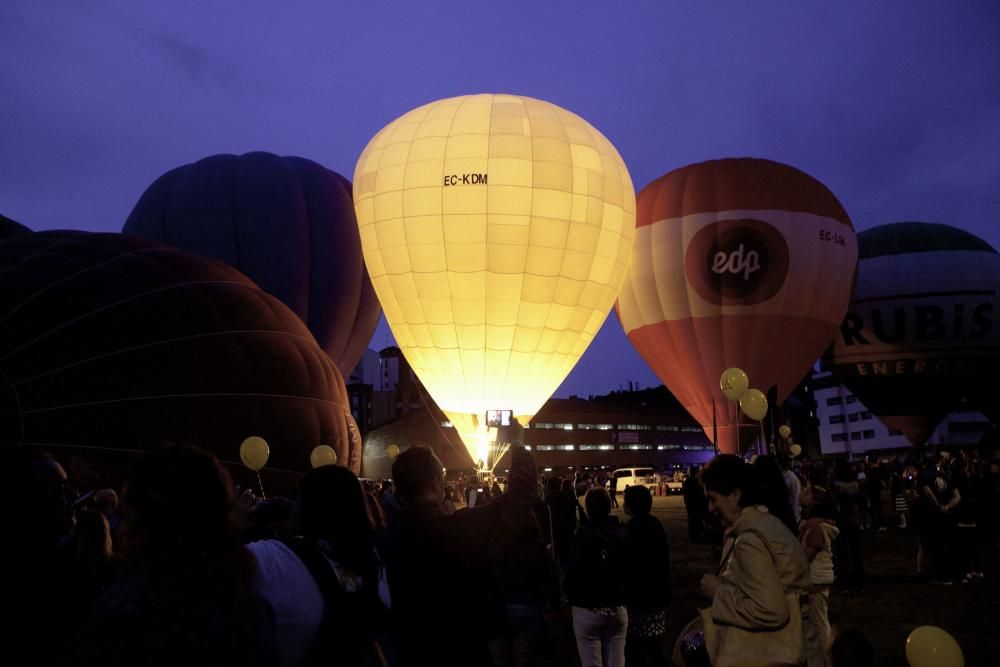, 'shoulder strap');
717,527,776,575
282,536,345,602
